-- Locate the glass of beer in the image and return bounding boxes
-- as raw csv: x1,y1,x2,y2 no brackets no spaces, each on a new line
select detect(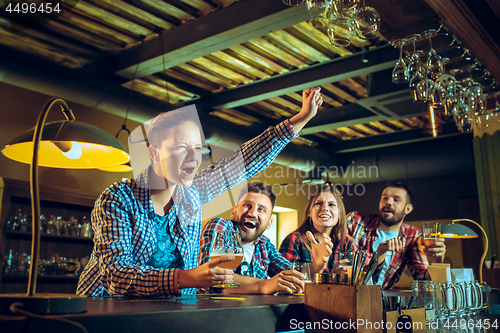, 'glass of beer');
339,250,353,282
423,222,441,262
210,230,244,287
